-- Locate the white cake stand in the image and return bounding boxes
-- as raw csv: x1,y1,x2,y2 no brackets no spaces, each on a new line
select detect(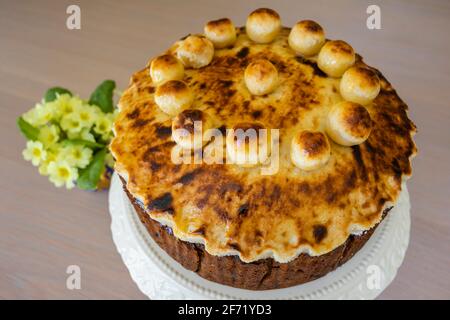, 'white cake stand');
109,173,410,300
